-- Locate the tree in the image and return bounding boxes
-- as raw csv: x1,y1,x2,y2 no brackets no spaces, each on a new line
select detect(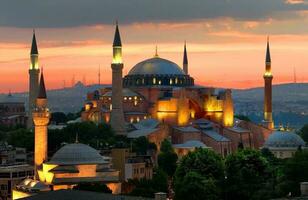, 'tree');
234,115,251,122
50,112,67,124
174,148,224,200
298,124,308,144
175,172,219,200
7,128,34,151
129,168,168,198
277,150,308,197
132,136,156,155
158,139,178,176
225,149,272,199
